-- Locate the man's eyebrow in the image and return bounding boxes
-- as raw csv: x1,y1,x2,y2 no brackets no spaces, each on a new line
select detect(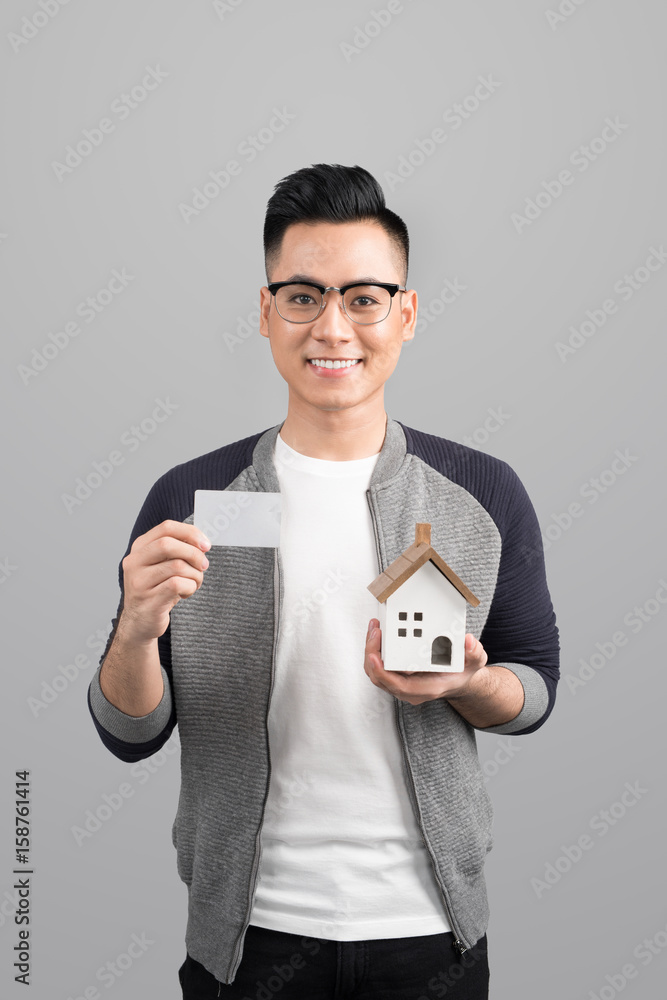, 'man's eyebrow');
284,273,386,284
